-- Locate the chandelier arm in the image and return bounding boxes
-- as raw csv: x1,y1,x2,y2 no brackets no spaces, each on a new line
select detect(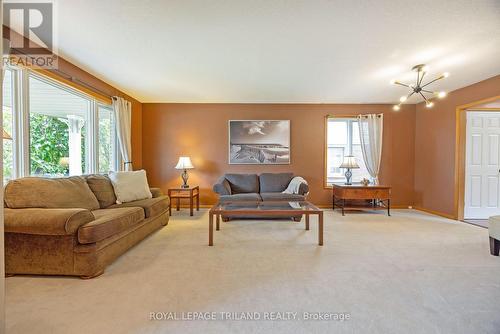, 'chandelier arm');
421,76,444,89
406,91,415,100
394,82,411,88
416,71,419,87
418,91,429,102
418,71,426,86
422,89,435,94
